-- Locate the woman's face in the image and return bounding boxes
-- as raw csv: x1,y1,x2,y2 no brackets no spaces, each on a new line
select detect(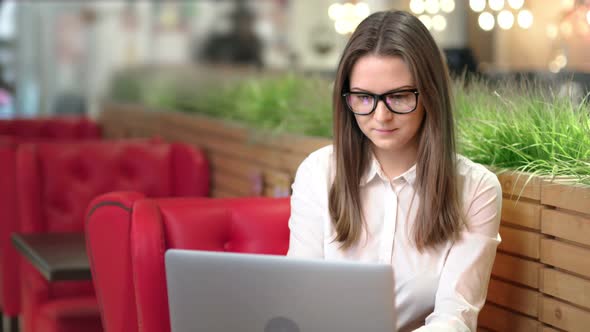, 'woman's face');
348,55,425,158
